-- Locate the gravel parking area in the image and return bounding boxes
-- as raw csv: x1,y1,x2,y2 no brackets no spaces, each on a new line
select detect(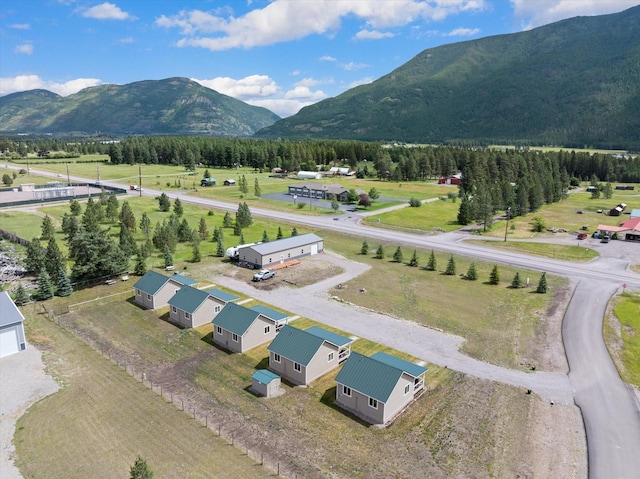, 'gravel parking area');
0,346,59,479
